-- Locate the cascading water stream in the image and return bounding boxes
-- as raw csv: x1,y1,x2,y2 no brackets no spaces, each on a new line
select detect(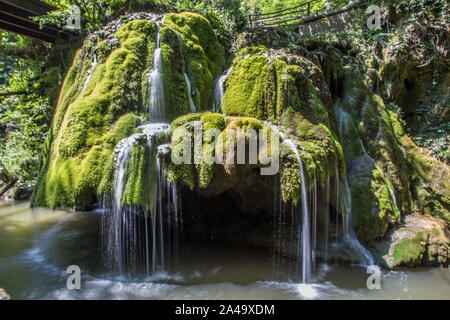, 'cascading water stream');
335,103,399,214
213,67,232,113
183,73,197,113
81,55,97,94
269,126,312,283
337,171,374,265
269,122,374,282
175,32,197,113
104,124,176,274
149,23,165,120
